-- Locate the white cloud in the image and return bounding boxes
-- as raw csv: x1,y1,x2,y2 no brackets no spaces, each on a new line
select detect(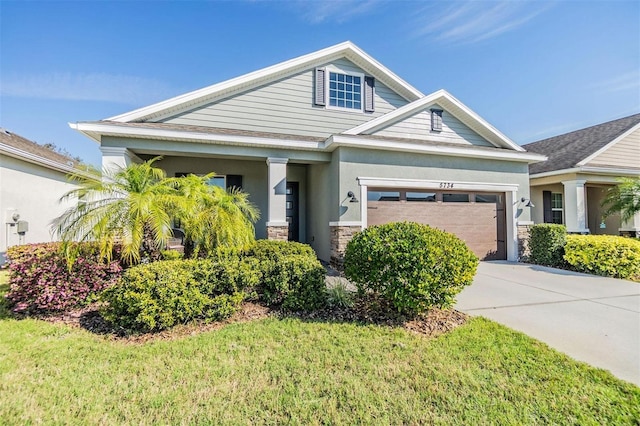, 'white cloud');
0,72,177,105
293,0,381,24
412,1,552,45
592,71,640,94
